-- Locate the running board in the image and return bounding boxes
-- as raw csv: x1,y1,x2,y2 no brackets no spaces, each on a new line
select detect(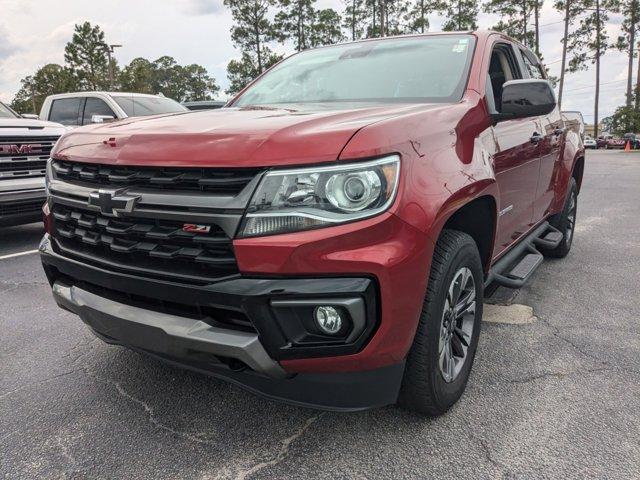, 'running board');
485,222,563,289
533,227,563,249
